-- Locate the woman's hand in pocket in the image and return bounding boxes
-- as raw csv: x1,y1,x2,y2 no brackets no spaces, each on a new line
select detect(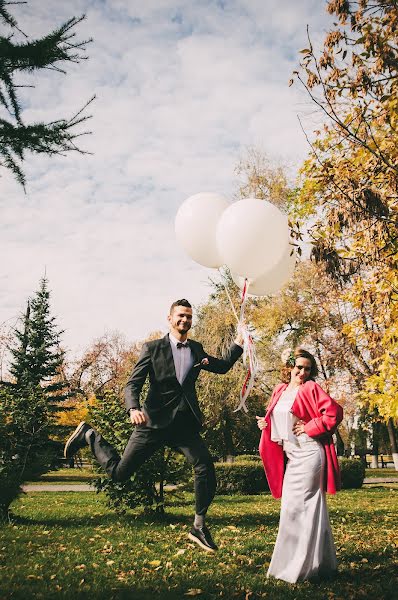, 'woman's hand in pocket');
292,419,306,436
